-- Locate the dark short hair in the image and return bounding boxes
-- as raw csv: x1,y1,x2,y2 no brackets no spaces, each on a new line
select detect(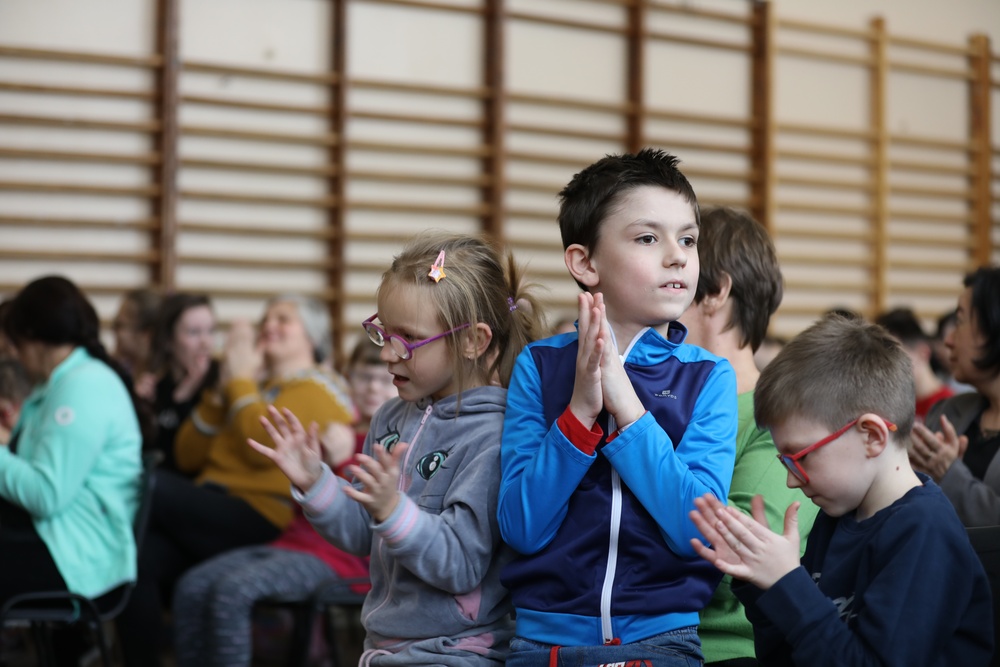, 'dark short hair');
347,336,384,369
150,292,214,374
964,266,1000,374
3,276,101,348
558,147,699,256
694,207,782,352
755,315,915,442
874,308,929,347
